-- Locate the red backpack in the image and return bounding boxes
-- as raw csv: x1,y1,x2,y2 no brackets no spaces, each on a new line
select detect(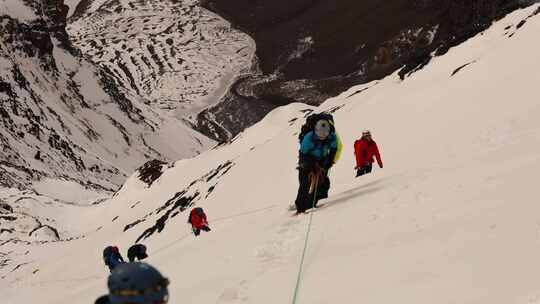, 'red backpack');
188,207,207,228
